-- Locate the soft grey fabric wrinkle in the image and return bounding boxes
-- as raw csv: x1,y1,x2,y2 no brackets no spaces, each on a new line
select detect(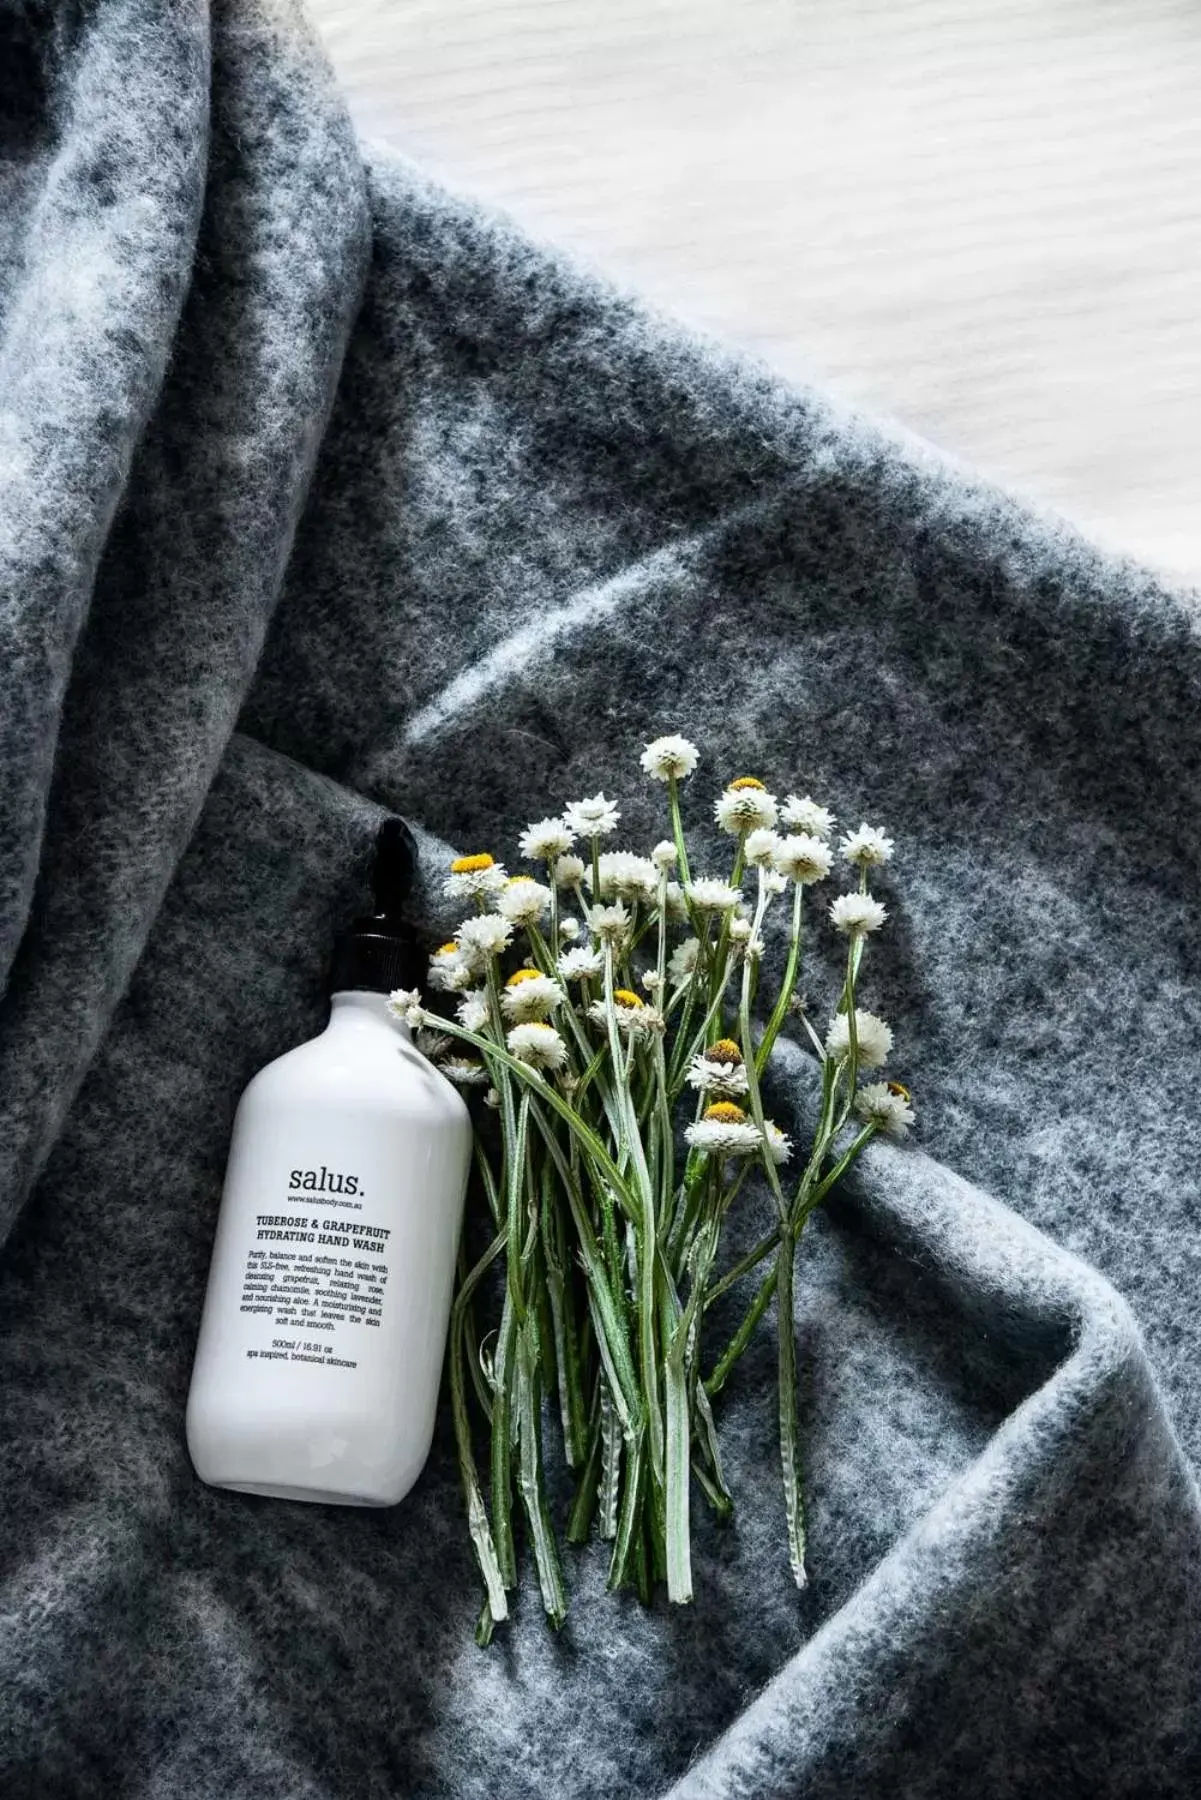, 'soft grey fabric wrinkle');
3,7,1201,1796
